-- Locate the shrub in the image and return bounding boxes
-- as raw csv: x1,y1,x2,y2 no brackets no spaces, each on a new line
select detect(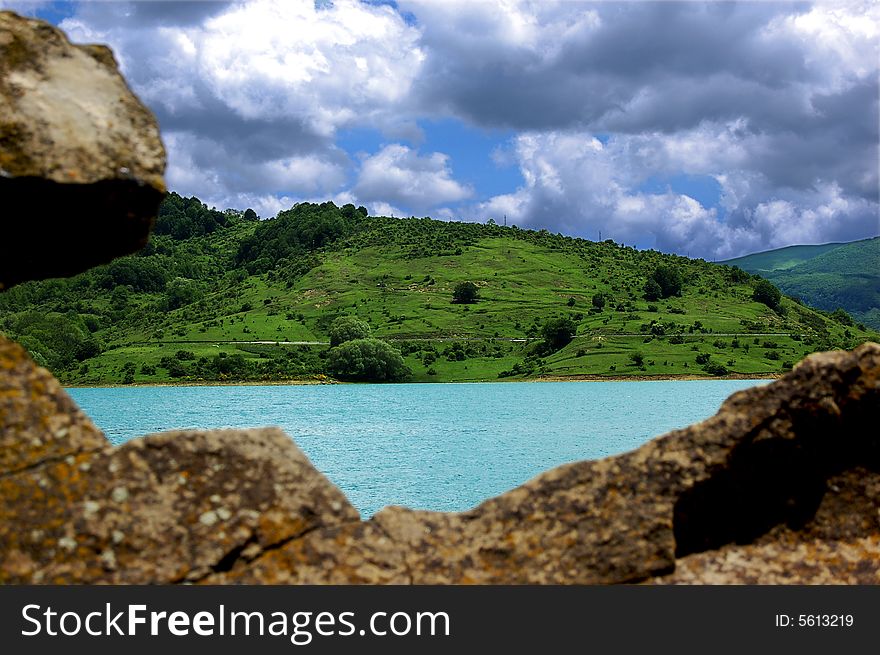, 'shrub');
329,316,371,347
452,281,479,304
695,353,711,365
646,265,683,299
831,308,854,326
541,317,576,351
752,279,782,310
704,361,729,376
327,339,410,382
